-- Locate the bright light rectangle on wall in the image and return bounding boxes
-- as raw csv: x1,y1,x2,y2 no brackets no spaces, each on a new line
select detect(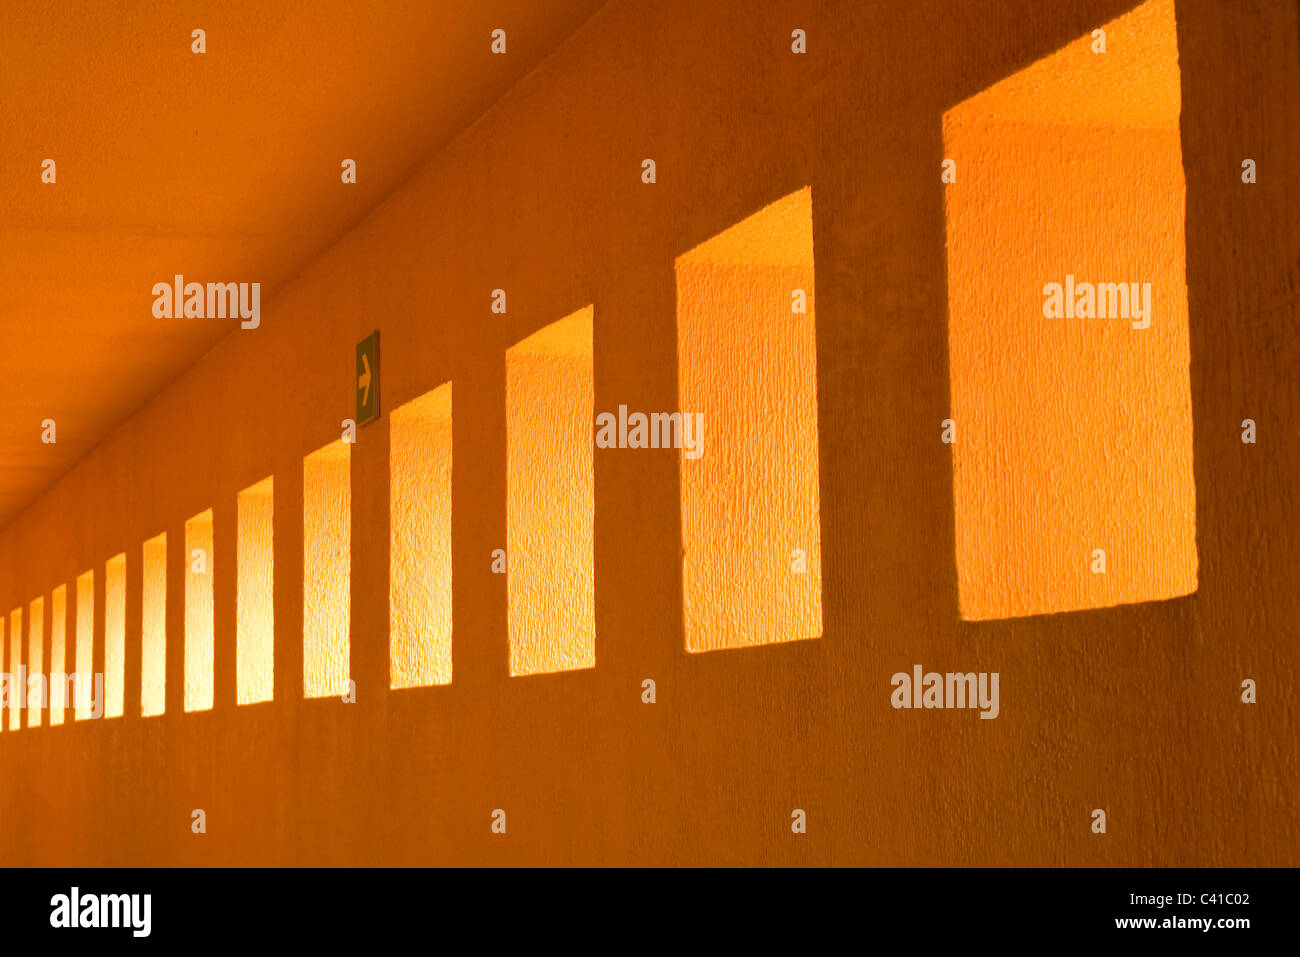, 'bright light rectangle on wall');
75,570,93,720
185,509,215,712
6,610,19,730
105,553,125,718
141,532,167,716
390,383,453,689
49,584,67,725
304,441,350,698
506,308,595,677
27,597,43,726
237,477,275,705
675,187,823,653
942,0,1197,620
